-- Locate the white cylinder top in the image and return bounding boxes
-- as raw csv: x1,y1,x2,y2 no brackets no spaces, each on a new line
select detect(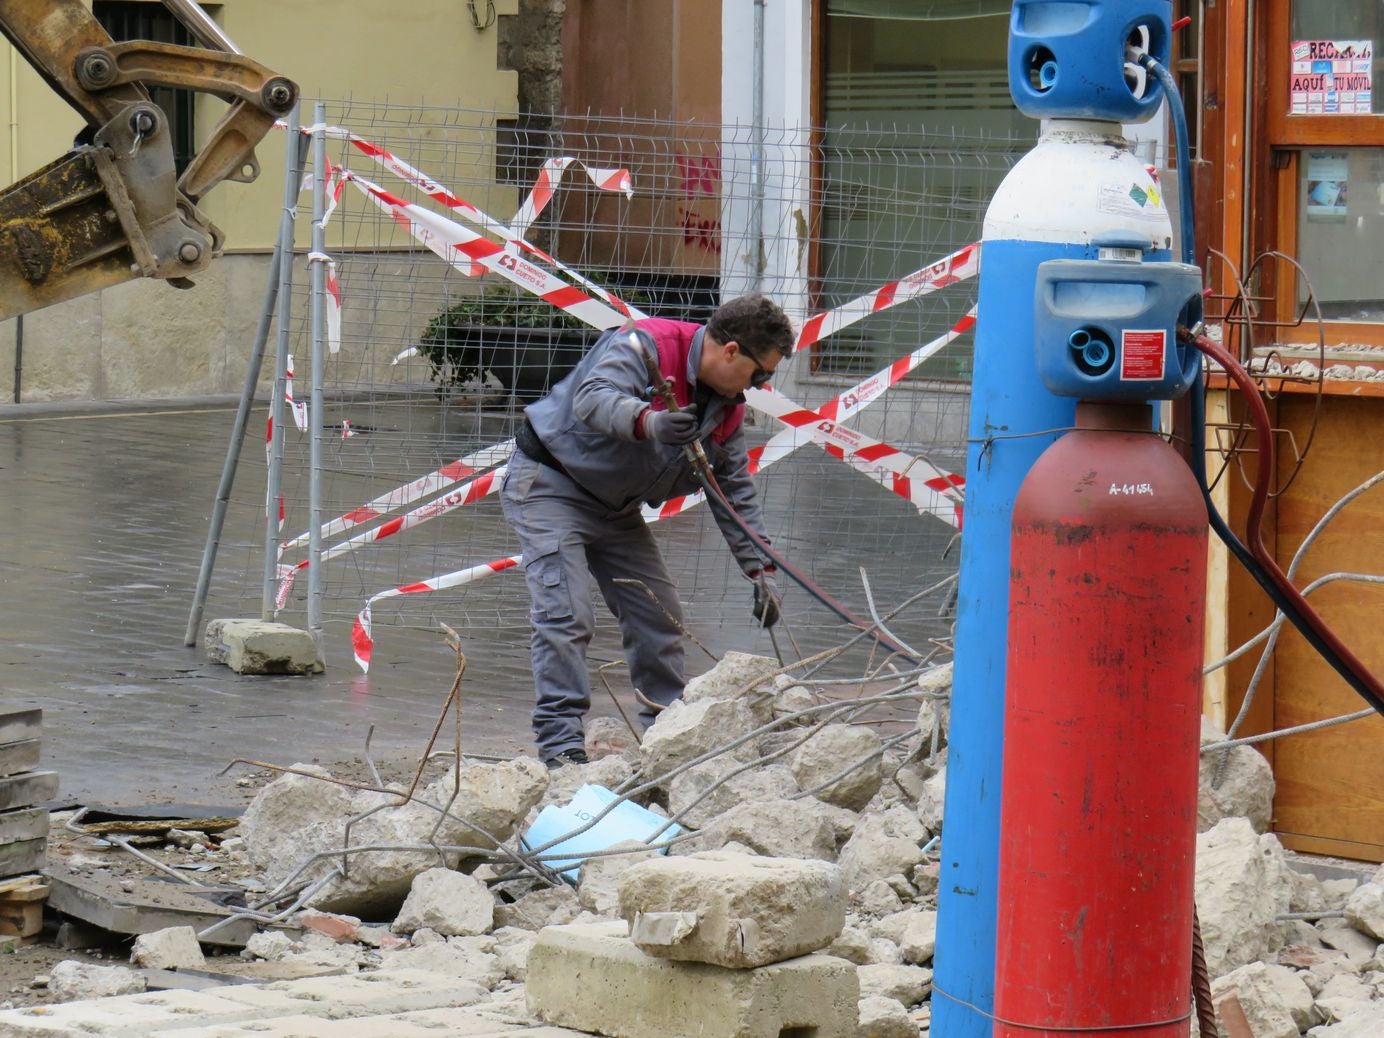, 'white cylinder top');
984,119,1175,250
